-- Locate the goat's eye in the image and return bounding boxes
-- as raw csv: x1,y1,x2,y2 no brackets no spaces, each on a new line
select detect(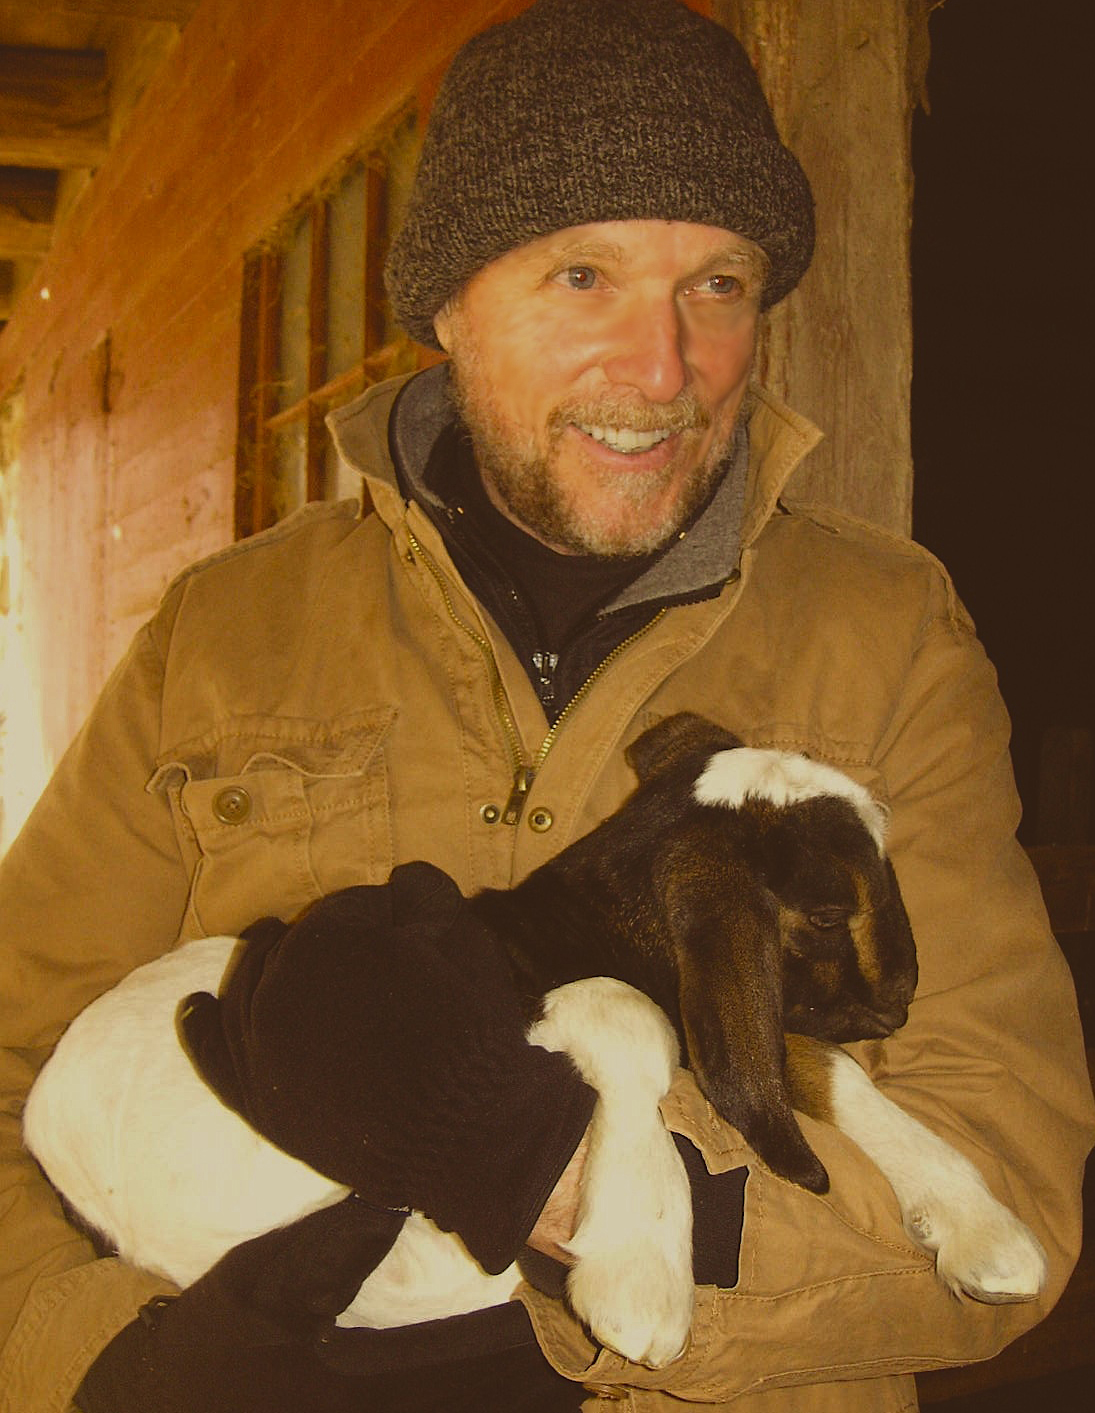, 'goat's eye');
808,907,849,930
